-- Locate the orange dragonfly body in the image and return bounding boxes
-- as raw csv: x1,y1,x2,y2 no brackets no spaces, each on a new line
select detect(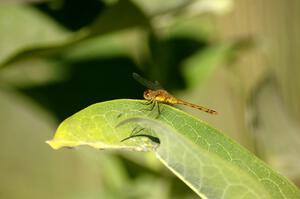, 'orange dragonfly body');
133,73,218,115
